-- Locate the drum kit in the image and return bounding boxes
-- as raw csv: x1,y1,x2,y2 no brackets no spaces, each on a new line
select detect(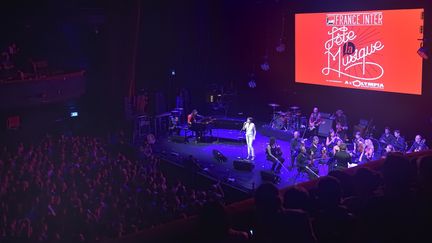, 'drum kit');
268,103,303,131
